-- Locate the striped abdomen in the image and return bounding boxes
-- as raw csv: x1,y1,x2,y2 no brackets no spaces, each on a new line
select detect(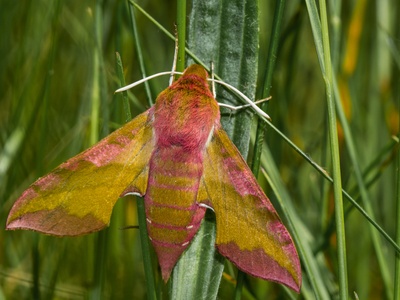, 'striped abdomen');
144,147,206,280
